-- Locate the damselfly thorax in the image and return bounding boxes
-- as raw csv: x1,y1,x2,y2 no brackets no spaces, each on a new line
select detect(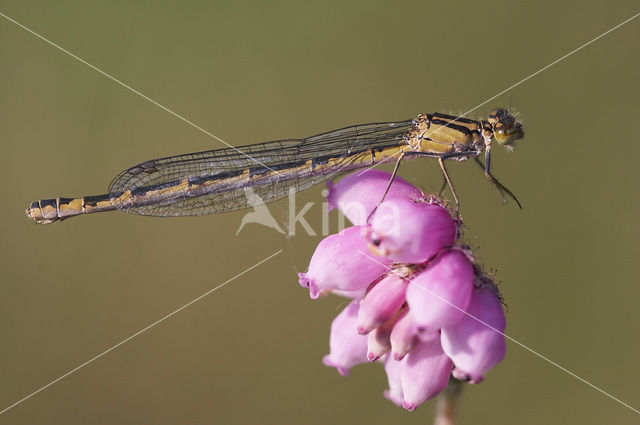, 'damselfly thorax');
26,109,524,224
